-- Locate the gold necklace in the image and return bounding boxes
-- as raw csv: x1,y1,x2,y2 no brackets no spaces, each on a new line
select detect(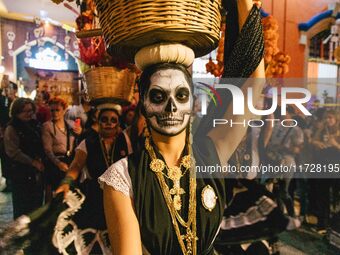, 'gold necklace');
99,136,115,168
145,130,197,255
